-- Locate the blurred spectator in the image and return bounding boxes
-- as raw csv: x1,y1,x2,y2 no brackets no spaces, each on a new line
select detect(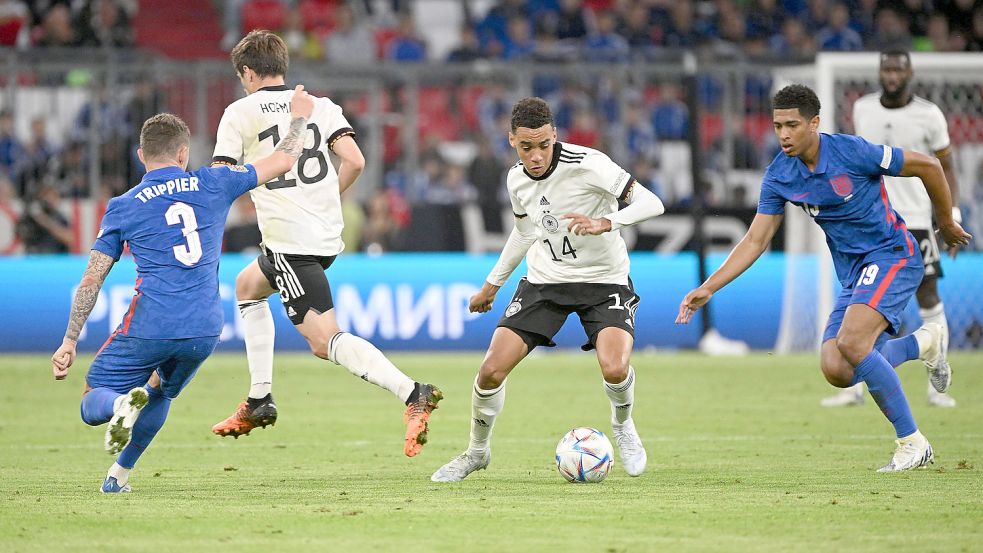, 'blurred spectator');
584,10,629,62
73,86,129,143
386,12,426,62
850,0,878,37
617,2,656,50
0,0,27,47
553,0,588,41
770,17,816,62
919,13,961,51
49,141,88,198
565,109,599,148
801,0,830,30
475,0,526,50
468,136,506,233
16,184,72,253
630,155,665,199
745,0,784,40
502,16,535,60
18,117,56,198
0,110,24,184
663,2,700,48
282,5,323,60
362,189,400,253
223,196,262,253
621,102,657,162
424,163,477,205
870,7,913,50
324,3,376,65
651,84,689,141
816,3,863,51
405,155,444,204
76,0,134,48
708,1,749,59
939,0,980,37
37,4,76,47
127,80,165,183
895,0,933,37
967,8,983,51
446,24,484,62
